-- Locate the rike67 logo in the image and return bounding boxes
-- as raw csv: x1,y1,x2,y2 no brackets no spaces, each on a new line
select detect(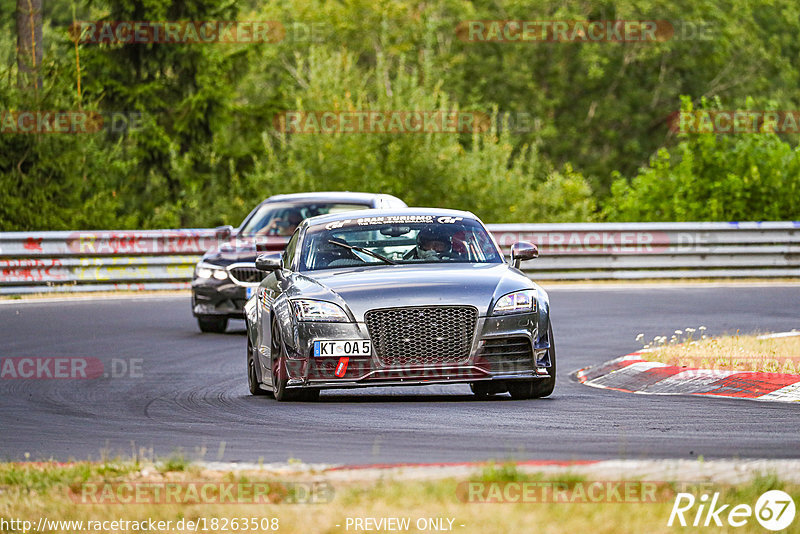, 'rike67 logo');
668,489,795,530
